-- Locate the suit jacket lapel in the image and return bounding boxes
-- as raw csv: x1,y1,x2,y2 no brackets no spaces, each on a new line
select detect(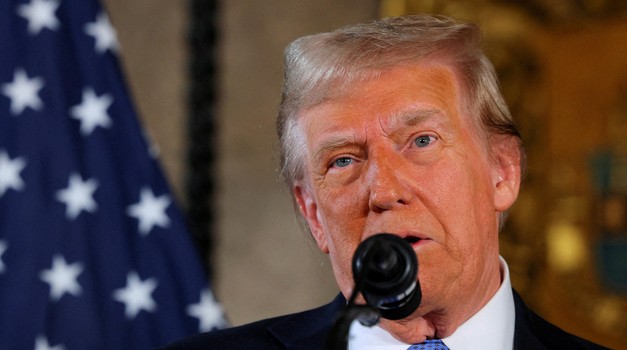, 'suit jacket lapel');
512,289,548,350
